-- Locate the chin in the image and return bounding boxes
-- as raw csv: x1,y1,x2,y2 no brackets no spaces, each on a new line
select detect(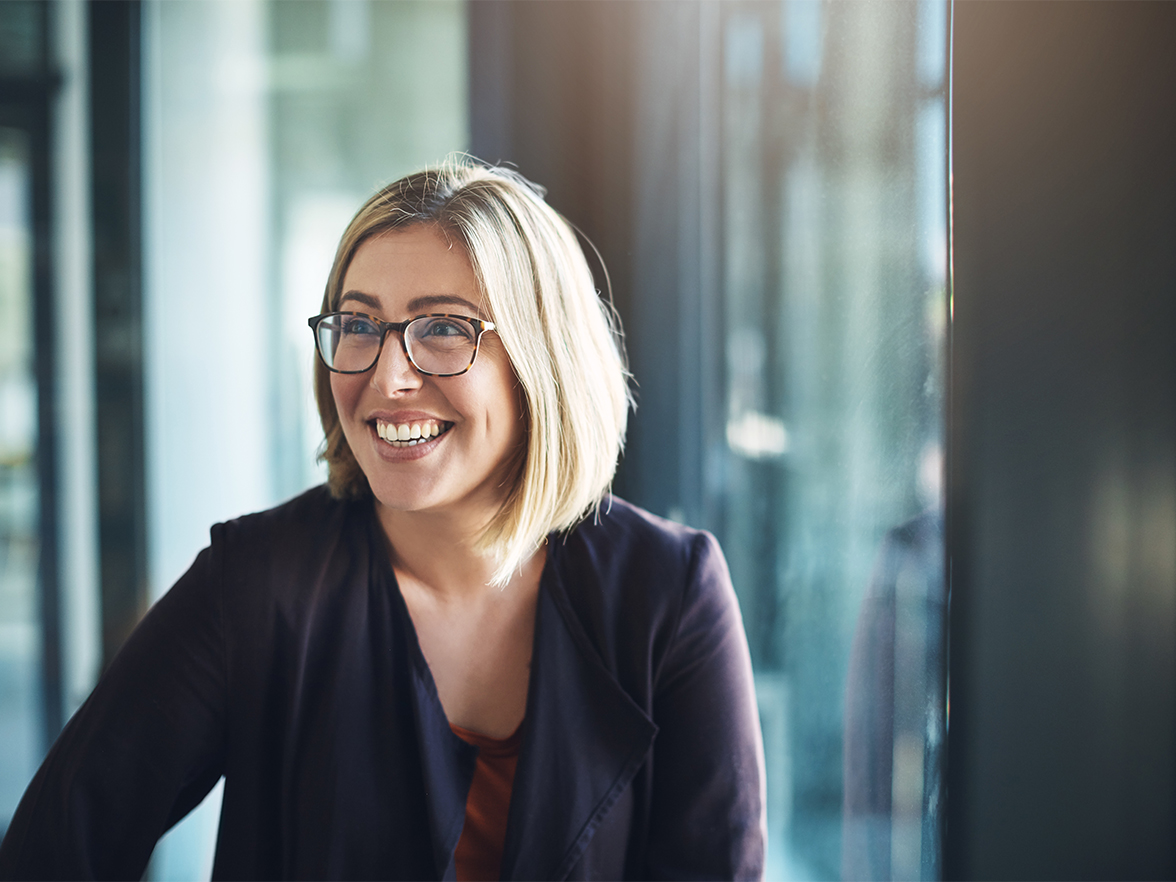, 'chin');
364,473,442,515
